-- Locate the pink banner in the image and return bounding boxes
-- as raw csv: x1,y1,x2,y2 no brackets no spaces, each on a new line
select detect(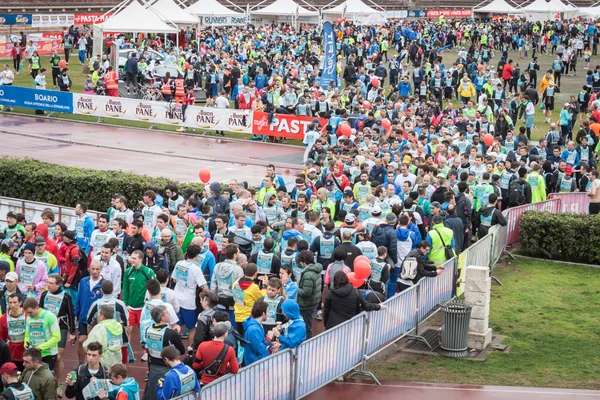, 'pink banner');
549,193,590,215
